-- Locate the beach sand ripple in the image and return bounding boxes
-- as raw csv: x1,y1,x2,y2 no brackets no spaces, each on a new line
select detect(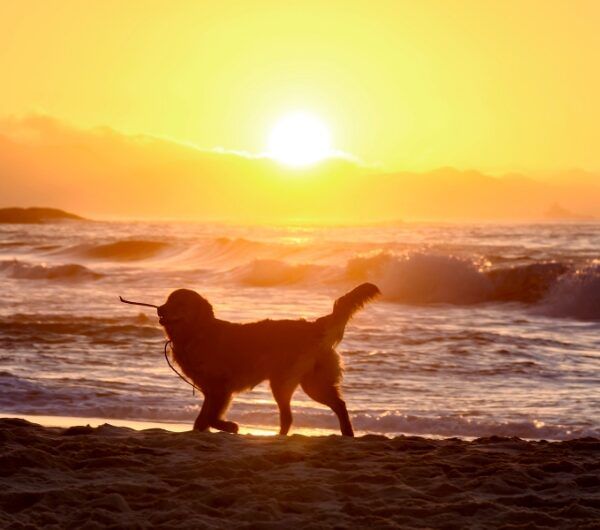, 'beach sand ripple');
0,419,599,529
